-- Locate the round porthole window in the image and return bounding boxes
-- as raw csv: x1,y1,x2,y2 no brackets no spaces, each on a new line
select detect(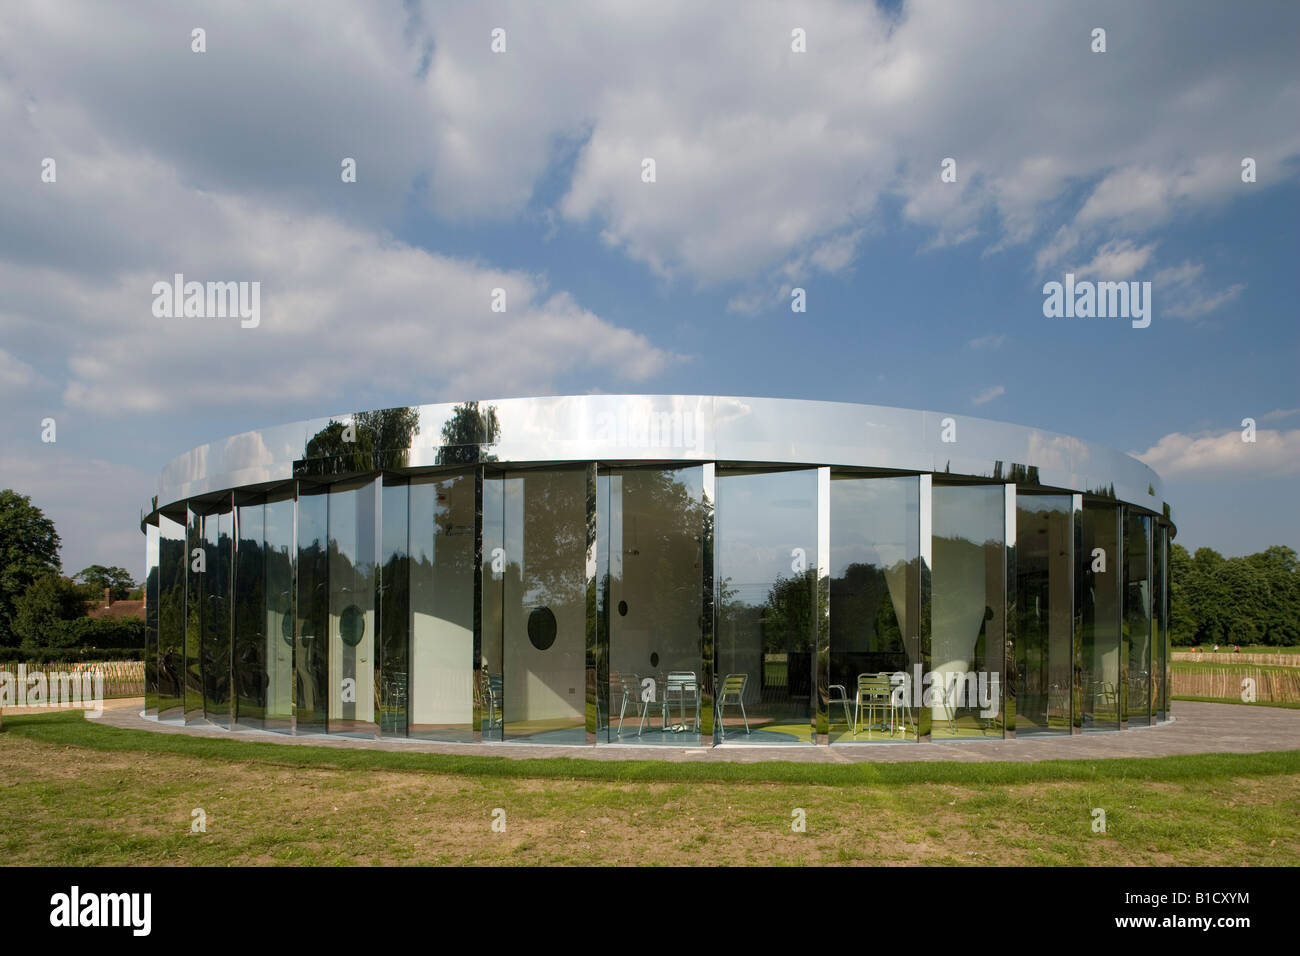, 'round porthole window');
340,605,365,647
650,652,660,668
528,606,557,650
618,600,628,617
281,613,294,647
